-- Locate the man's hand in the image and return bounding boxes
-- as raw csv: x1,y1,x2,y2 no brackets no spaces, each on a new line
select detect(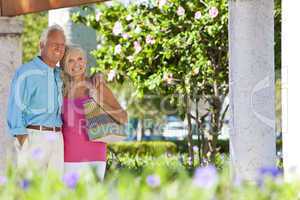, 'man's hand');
90,73,106,88
16,135,28,147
